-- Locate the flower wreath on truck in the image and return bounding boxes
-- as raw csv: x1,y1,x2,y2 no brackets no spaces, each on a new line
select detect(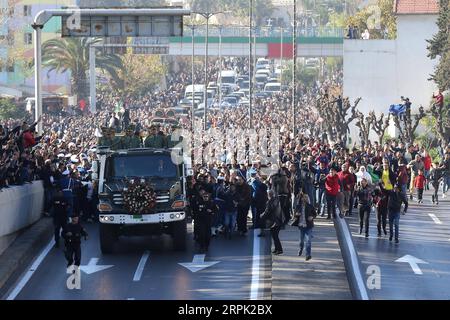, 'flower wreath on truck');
123,178,157,214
